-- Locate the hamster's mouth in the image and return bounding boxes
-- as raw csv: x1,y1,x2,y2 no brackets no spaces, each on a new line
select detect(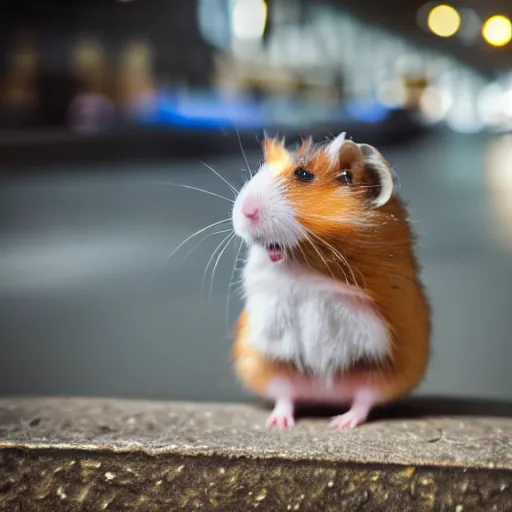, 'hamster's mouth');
252,237,284,262
267,243,283,262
